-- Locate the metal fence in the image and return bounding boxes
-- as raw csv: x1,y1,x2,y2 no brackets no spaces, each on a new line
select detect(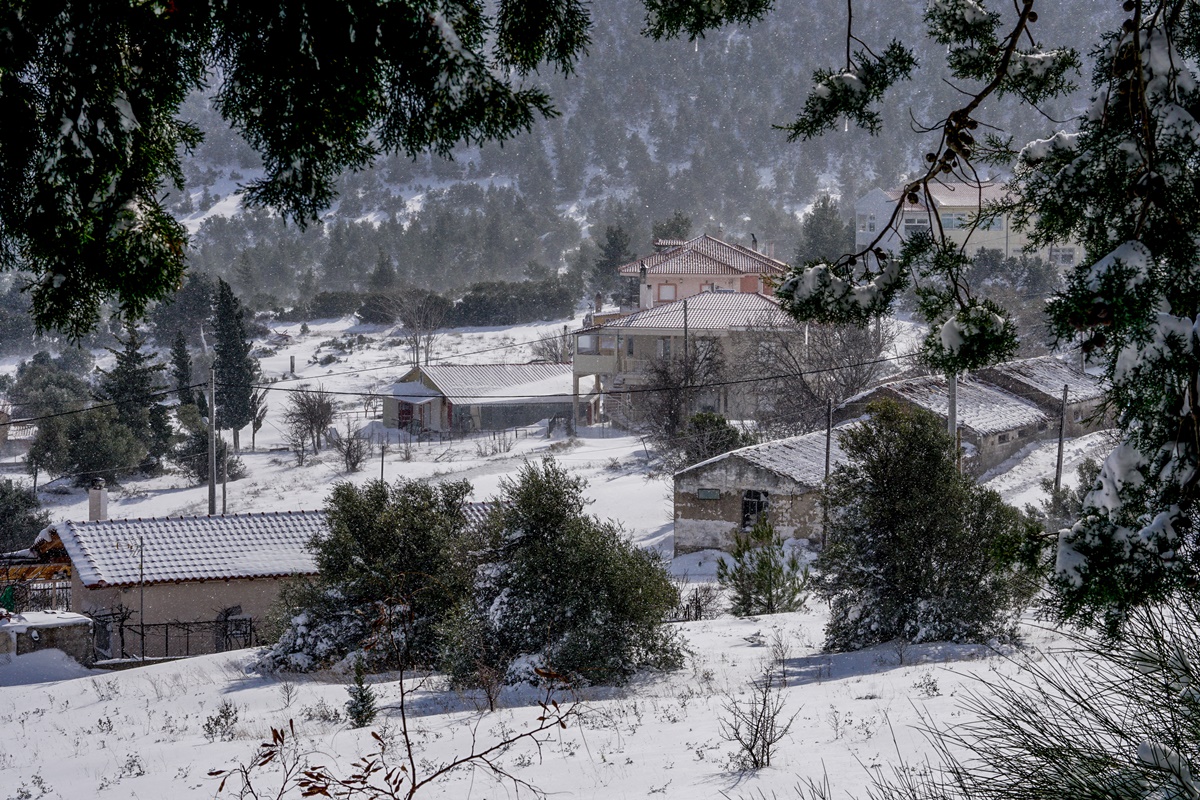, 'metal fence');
90,614,258,662
1,580,71,613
